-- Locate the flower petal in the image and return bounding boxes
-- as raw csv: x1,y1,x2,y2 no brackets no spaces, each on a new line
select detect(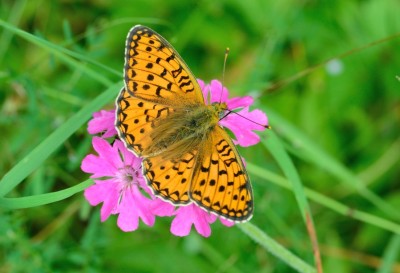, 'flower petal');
116,187,152,231
219,218,235,227
130,187,157,226
92,137,123,170
81,154,113,178
170,206,193,237
208,79,228,103
220,107,268,147
226,96,254,109
114,140,138,168
88,109,117,137
170,204,216,237
117,192,140,231
84,181,120,222
81,137,124,178
192,207,216,237
84,183,106,206
151,198,176,217
197,78,208,102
